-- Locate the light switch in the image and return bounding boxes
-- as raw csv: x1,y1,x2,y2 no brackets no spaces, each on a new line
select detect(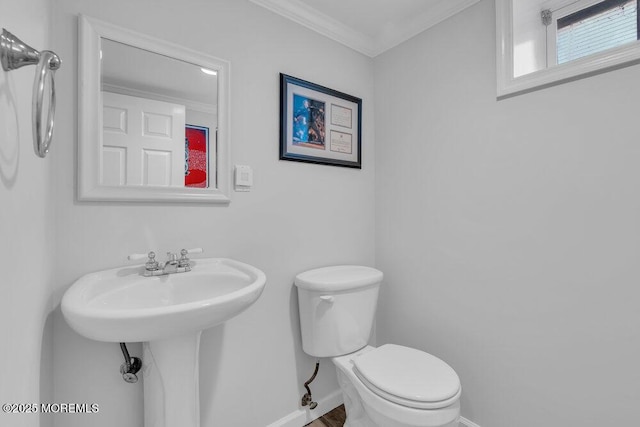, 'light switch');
234,165,253,191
